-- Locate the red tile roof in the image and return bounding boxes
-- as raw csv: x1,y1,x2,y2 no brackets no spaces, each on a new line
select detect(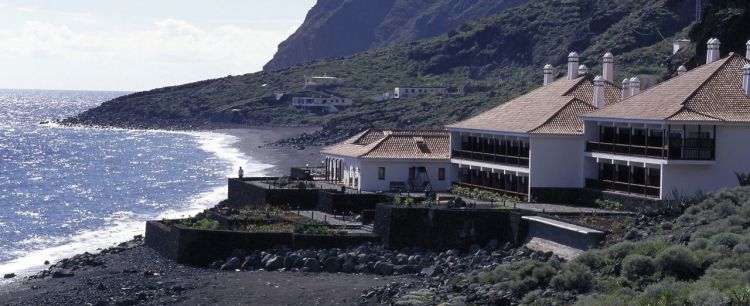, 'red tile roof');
446,74,621,135
322,129,450,160
584,53,750,122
